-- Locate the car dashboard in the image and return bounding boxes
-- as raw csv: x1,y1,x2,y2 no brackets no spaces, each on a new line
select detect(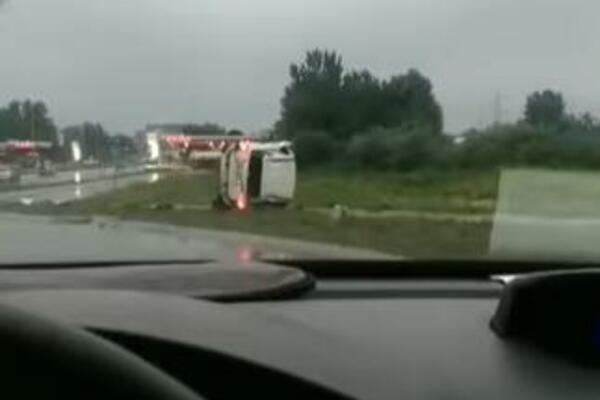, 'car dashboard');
0,260,598,399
